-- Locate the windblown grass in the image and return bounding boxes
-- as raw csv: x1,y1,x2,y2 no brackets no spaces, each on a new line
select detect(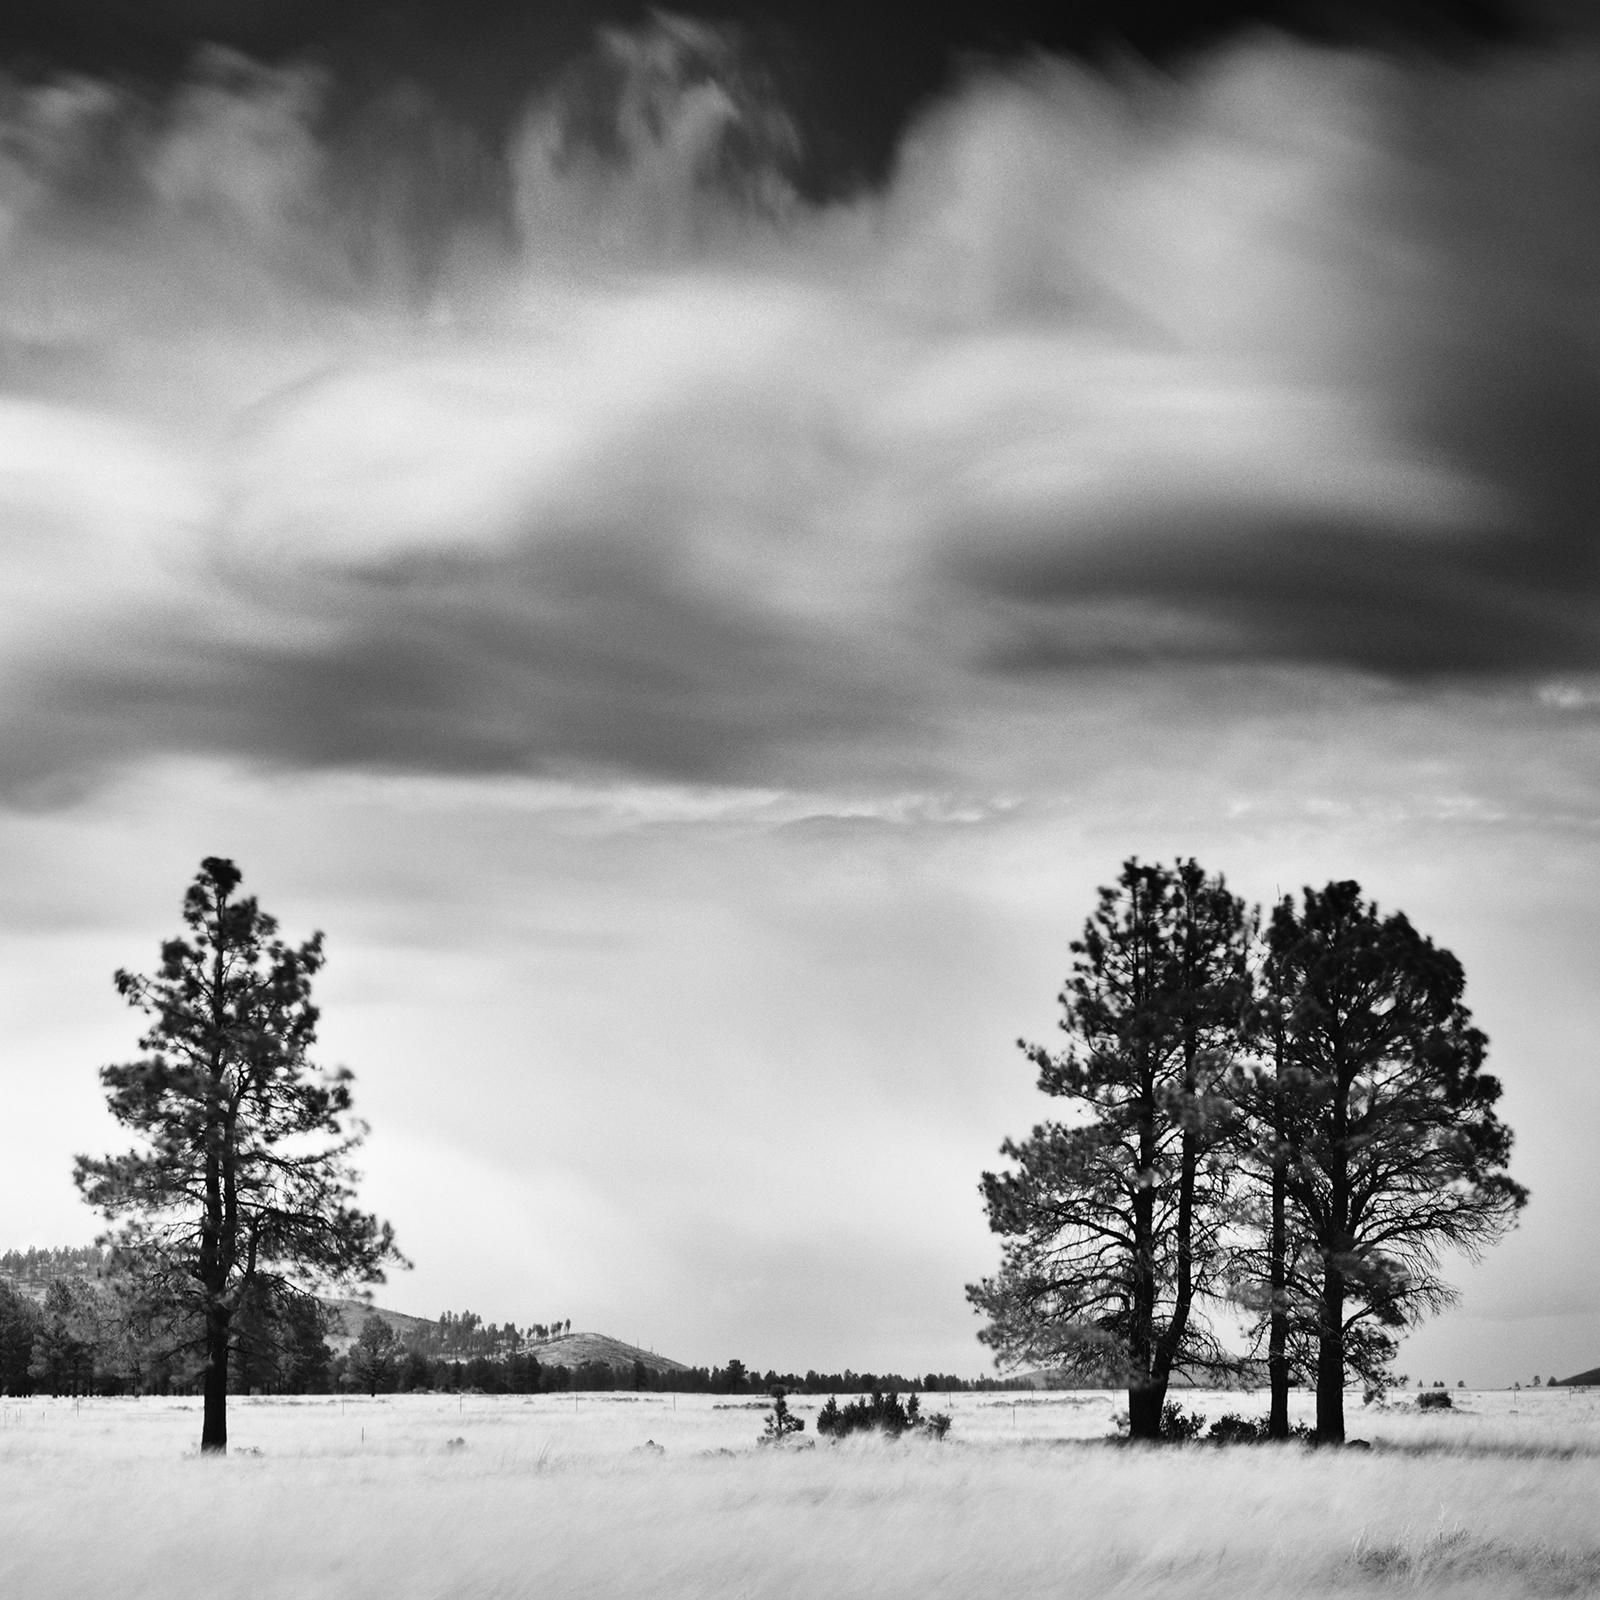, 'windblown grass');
2,1389,1596,1599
